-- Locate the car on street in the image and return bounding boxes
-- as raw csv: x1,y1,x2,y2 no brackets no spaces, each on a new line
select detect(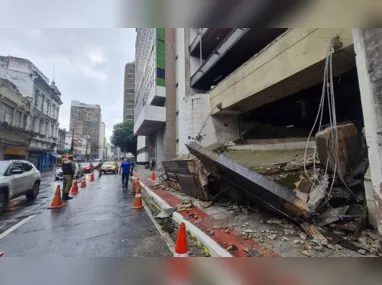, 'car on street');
80,162,93,173
0,160,41,213
101,161,118,174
